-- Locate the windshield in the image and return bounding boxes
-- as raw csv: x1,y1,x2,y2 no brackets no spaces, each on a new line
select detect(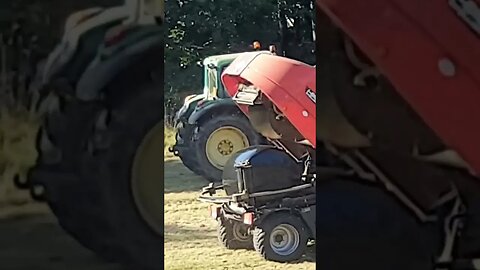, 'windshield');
217,66,229,98
206,64,232,99
207,67,218,98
